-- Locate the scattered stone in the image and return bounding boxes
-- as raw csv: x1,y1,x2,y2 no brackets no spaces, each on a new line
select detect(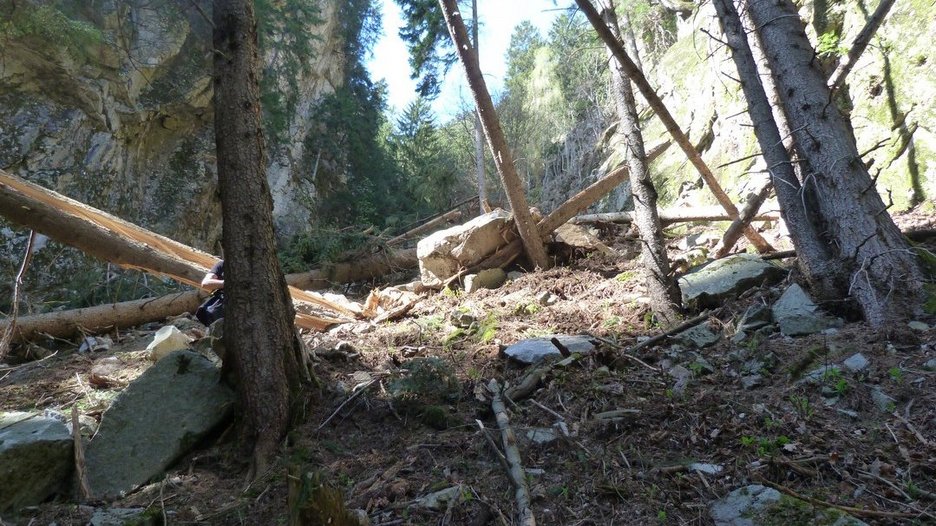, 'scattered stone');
908,321,930,331
771,284,843,337
465,270,506,292
536,291,558,306
502,335,596,365
741,375,763,390
678,254,787,307
526,427,559,445
870,388,896,413
737,304,771,333
417,209,511,287
710,484,868,525
78,335,113,353
690,463,723,475
452,311,476,328
924,359,936,371
0,412,73,514
675,322,721,348
553,223,615,254
84,350,236,499
800,365,842,385
507,271,525,281
145,325,193,362
842,353,870,373
43,409,98,438
837,409,859,419
89,507,147,526
669,365,692,395
415,485,463,510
